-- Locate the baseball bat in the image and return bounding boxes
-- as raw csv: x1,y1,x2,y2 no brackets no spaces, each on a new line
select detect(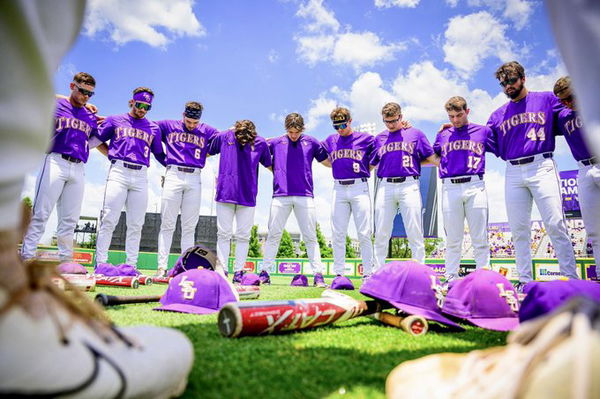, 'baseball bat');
152,276,172,284
320,289,428,336
95,286,261,307
137,275,153,286
217,296,385,338
95,275,139,289
52,273,97,292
